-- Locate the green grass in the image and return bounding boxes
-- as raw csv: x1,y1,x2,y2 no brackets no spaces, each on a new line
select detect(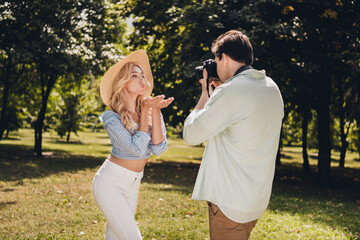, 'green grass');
0,129,359,239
